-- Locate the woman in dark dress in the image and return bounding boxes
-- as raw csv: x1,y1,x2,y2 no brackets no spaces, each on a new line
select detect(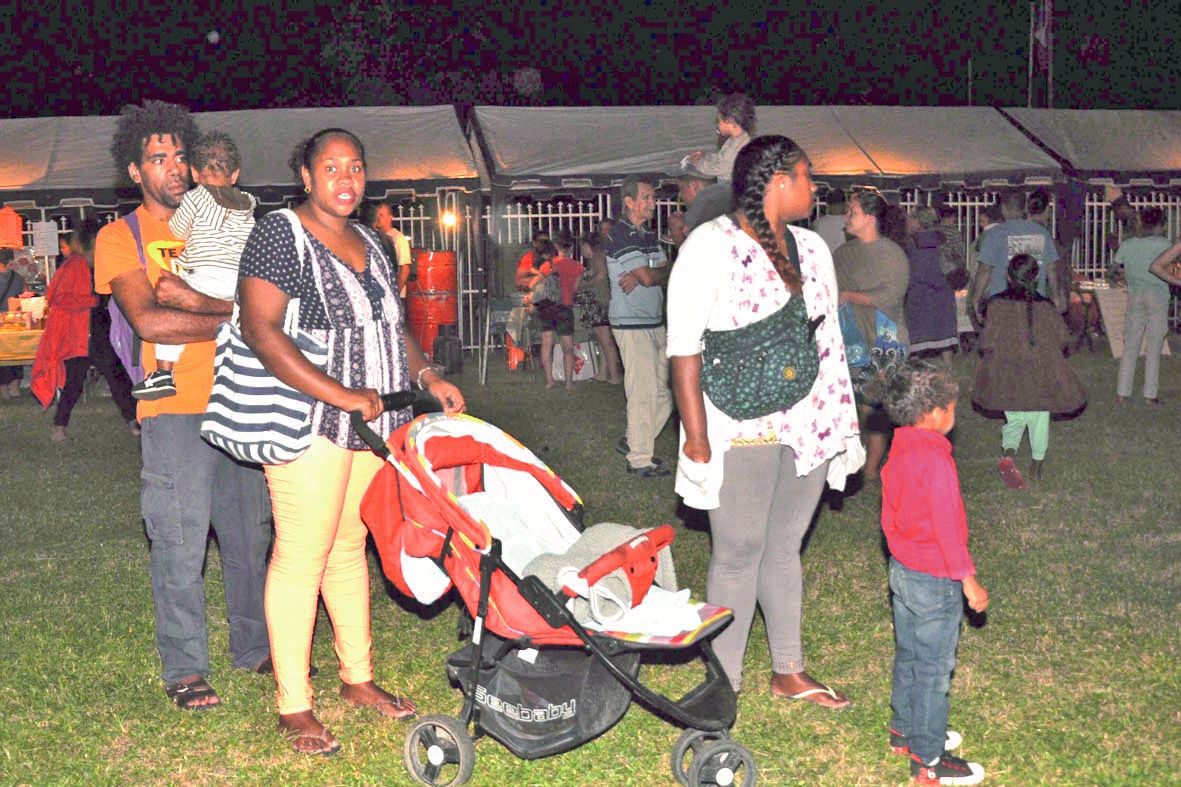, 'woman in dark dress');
904,207,958,362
